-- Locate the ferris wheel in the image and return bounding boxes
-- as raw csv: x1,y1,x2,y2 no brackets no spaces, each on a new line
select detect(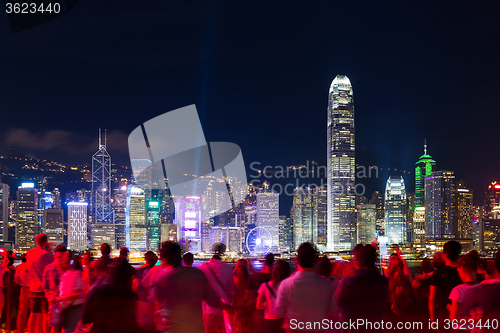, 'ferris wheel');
246,227,273,256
